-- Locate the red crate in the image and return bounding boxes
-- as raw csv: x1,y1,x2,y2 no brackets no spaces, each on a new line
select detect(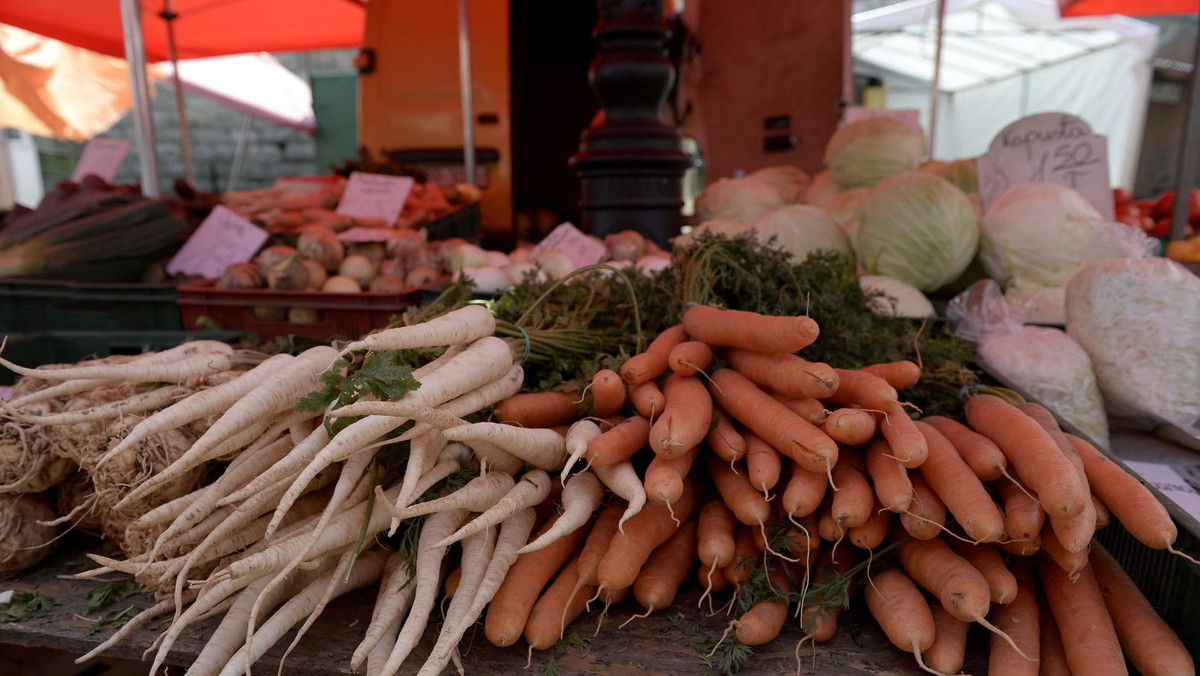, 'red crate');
175,280,434,341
